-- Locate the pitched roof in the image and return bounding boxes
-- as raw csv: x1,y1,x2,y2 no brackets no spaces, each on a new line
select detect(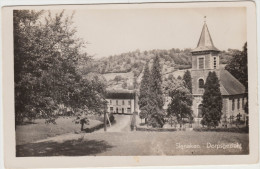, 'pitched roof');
192,23,220,53
219,69,246,95
106,89,136,99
